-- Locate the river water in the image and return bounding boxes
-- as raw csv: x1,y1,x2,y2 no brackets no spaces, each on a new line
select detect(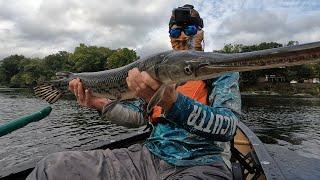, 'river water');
0,90,319,179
